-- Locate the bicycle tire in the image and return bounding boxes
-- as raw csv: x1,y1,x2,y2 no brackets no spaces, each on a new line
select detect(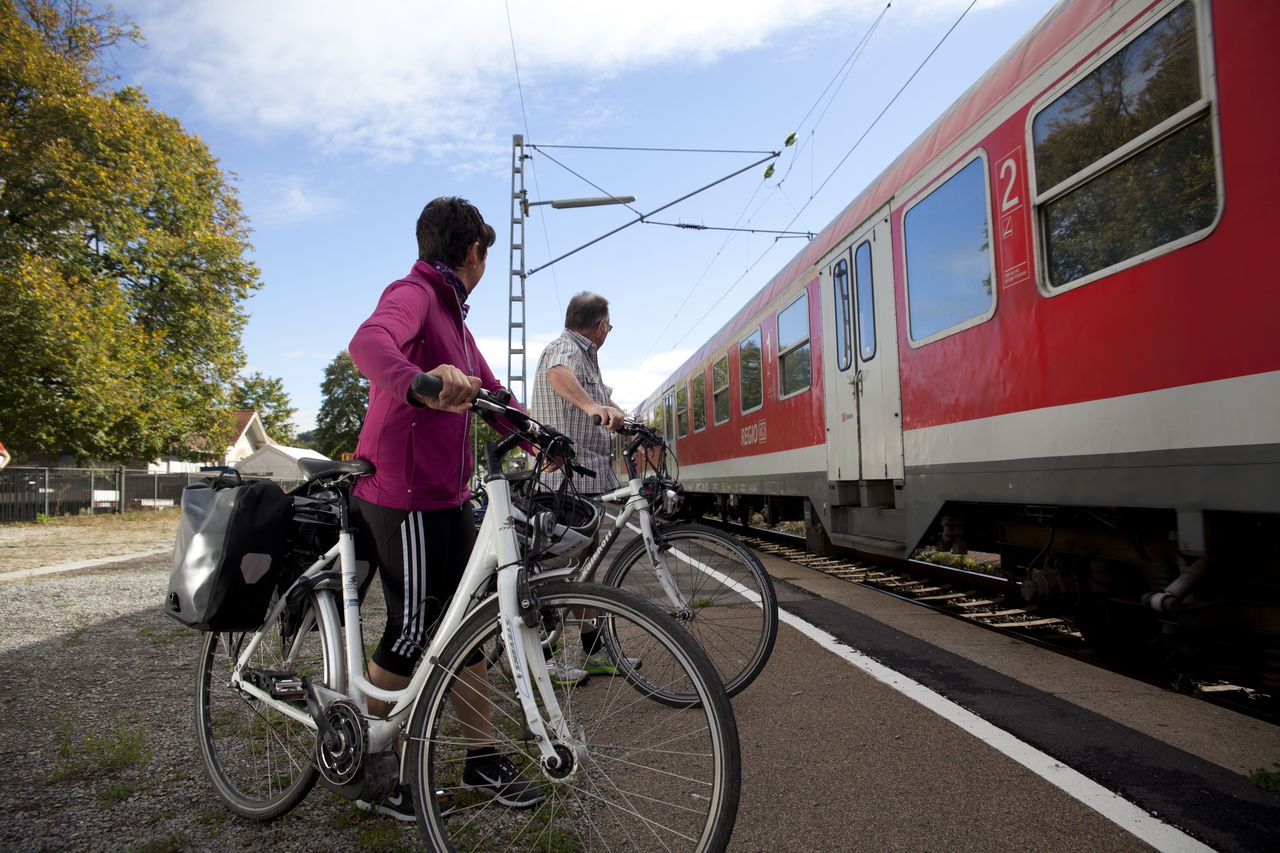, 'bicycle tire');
194,592,335,819
602,522,779,698
405,581,740,852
